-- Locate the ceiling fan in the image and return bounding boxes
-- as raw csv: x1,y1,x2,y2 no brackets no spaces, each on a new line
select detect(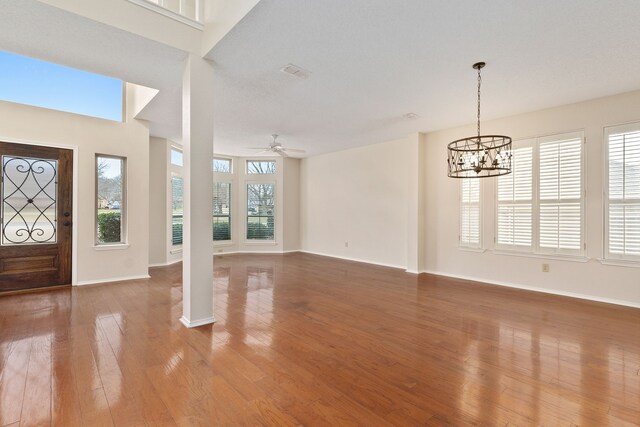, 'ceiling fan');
249,134,306,157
